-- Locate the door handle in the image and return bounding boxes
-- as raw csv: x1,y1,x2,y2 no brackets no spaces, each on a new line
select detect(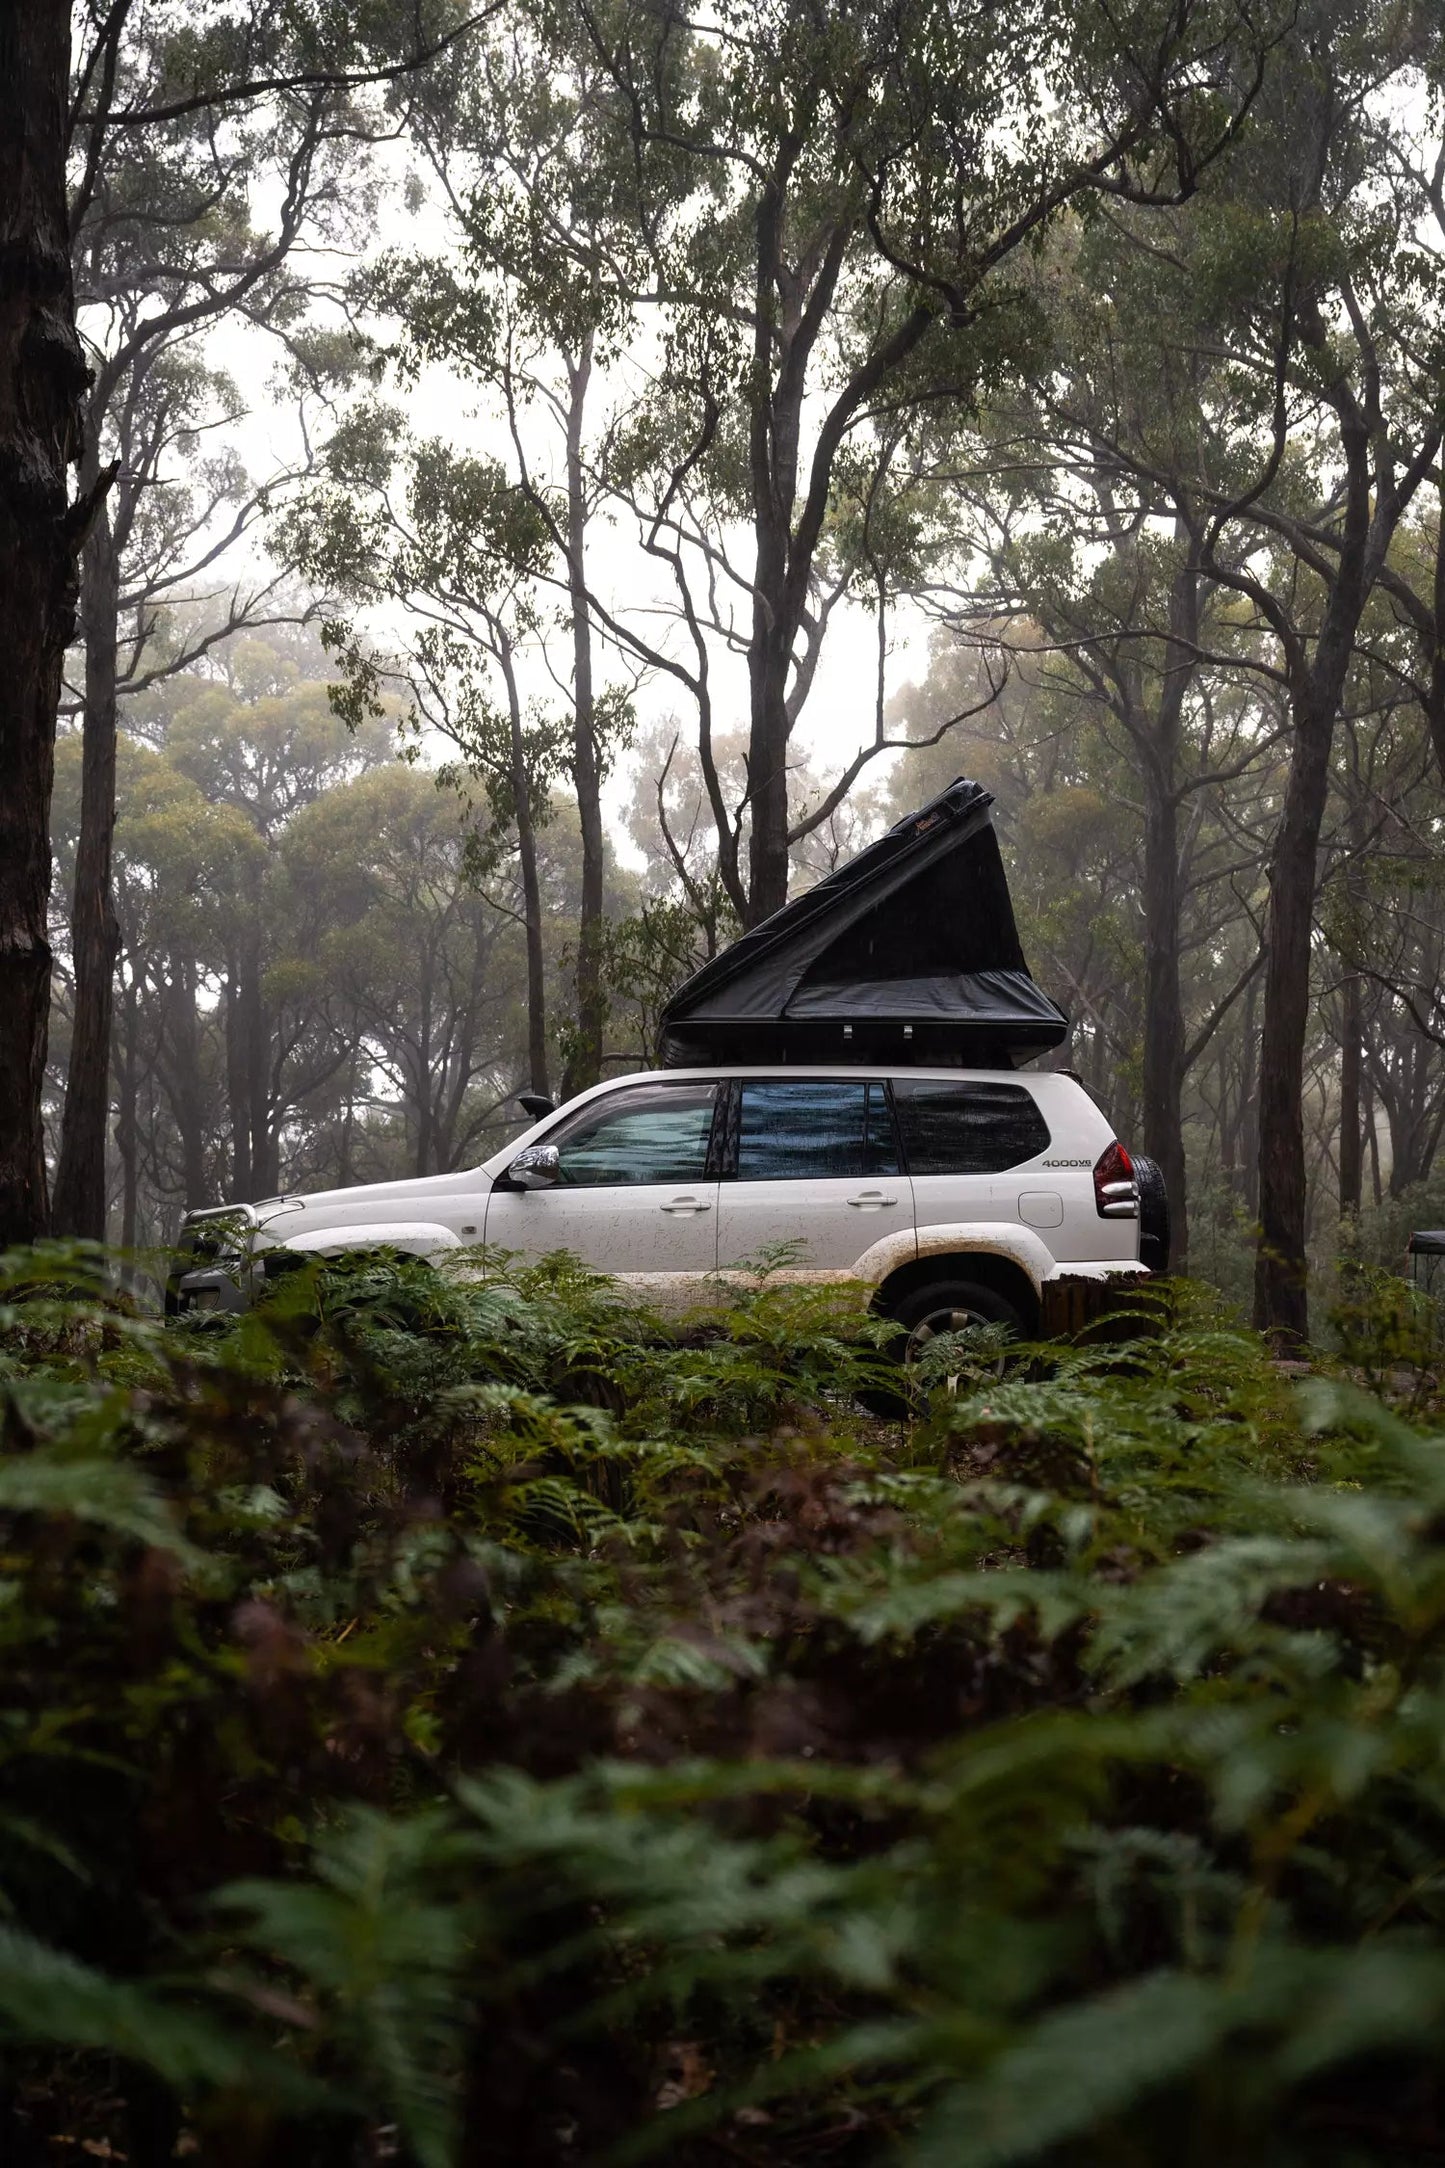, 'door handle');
847,1191,897,1208
659,1195,712,1214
